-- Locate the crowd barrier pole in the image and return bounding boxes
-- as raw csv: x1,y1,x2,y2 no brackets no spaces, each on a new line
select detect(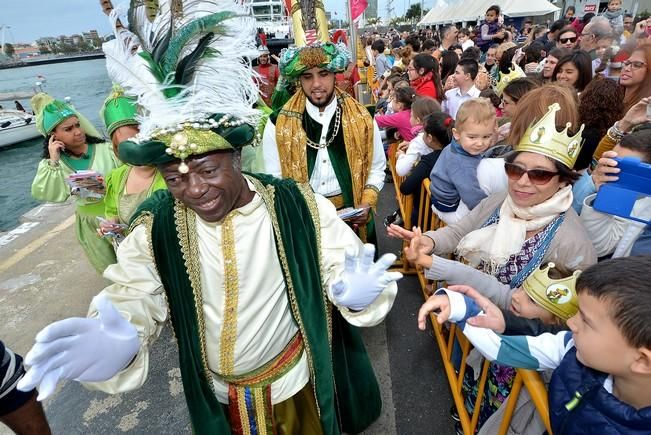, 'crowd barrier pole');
498,370,553,435
387,142,415,274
